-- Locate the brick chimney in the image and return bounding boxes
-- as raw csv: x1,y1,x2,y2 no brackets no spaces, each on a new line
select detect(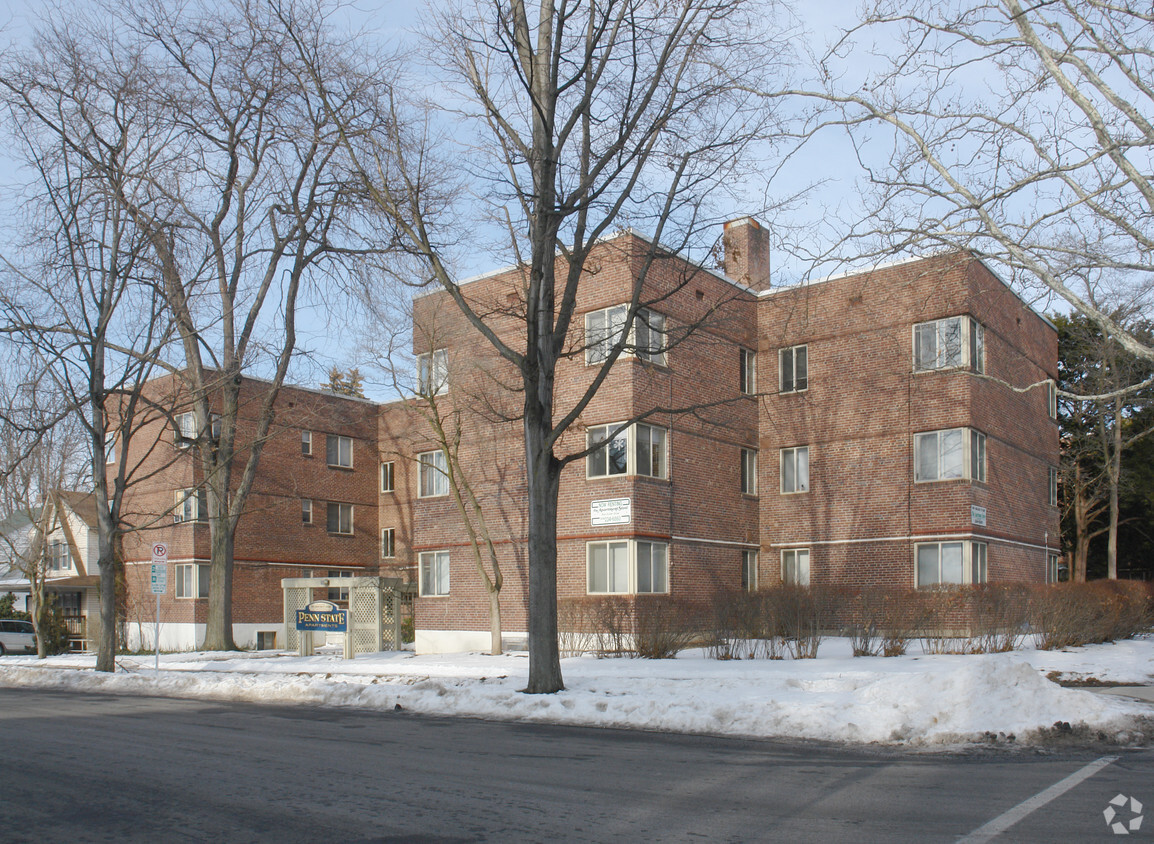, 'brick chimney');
722,216,770,291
